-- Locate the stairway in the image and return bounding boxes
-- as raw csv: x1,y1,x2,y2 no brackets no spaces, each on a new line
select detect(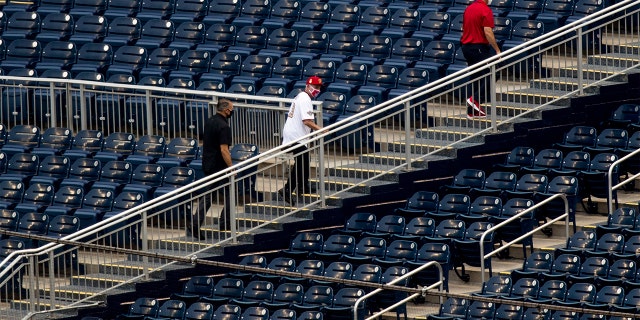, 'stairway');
5,29,640,320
